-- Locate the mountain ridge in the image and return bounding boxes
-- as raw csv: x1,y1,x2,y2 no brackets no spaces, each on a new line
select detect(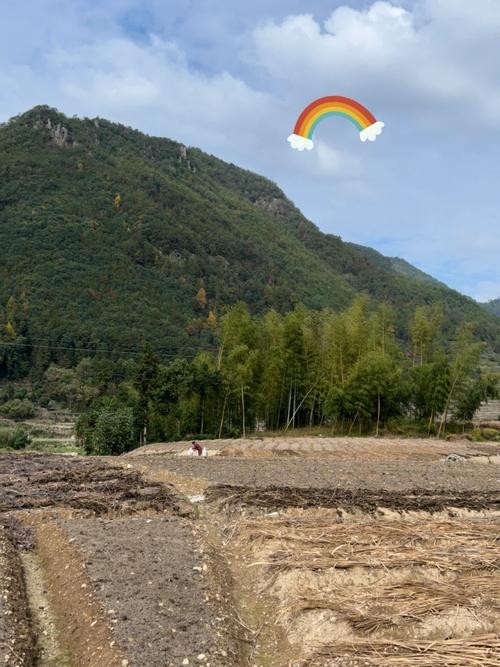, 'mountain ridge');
0,105,498,373
481,298,500,317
